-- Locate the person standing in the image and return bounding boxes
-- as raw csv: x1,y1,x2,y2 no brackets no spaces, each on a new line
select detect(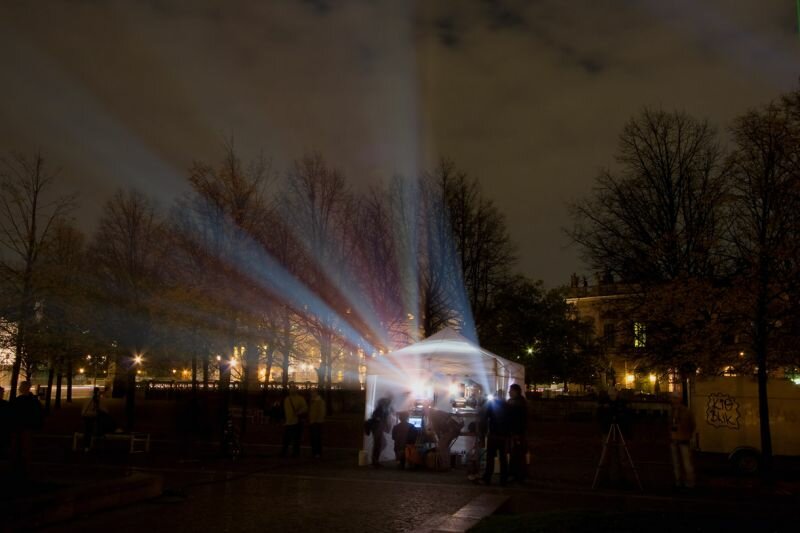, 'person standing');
81,387,101,451
480,390,509,485
370,396,392,468
9,381,43,481
308,389,326,459
280,386,308,457
669,393,696,489
506,384,528,483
